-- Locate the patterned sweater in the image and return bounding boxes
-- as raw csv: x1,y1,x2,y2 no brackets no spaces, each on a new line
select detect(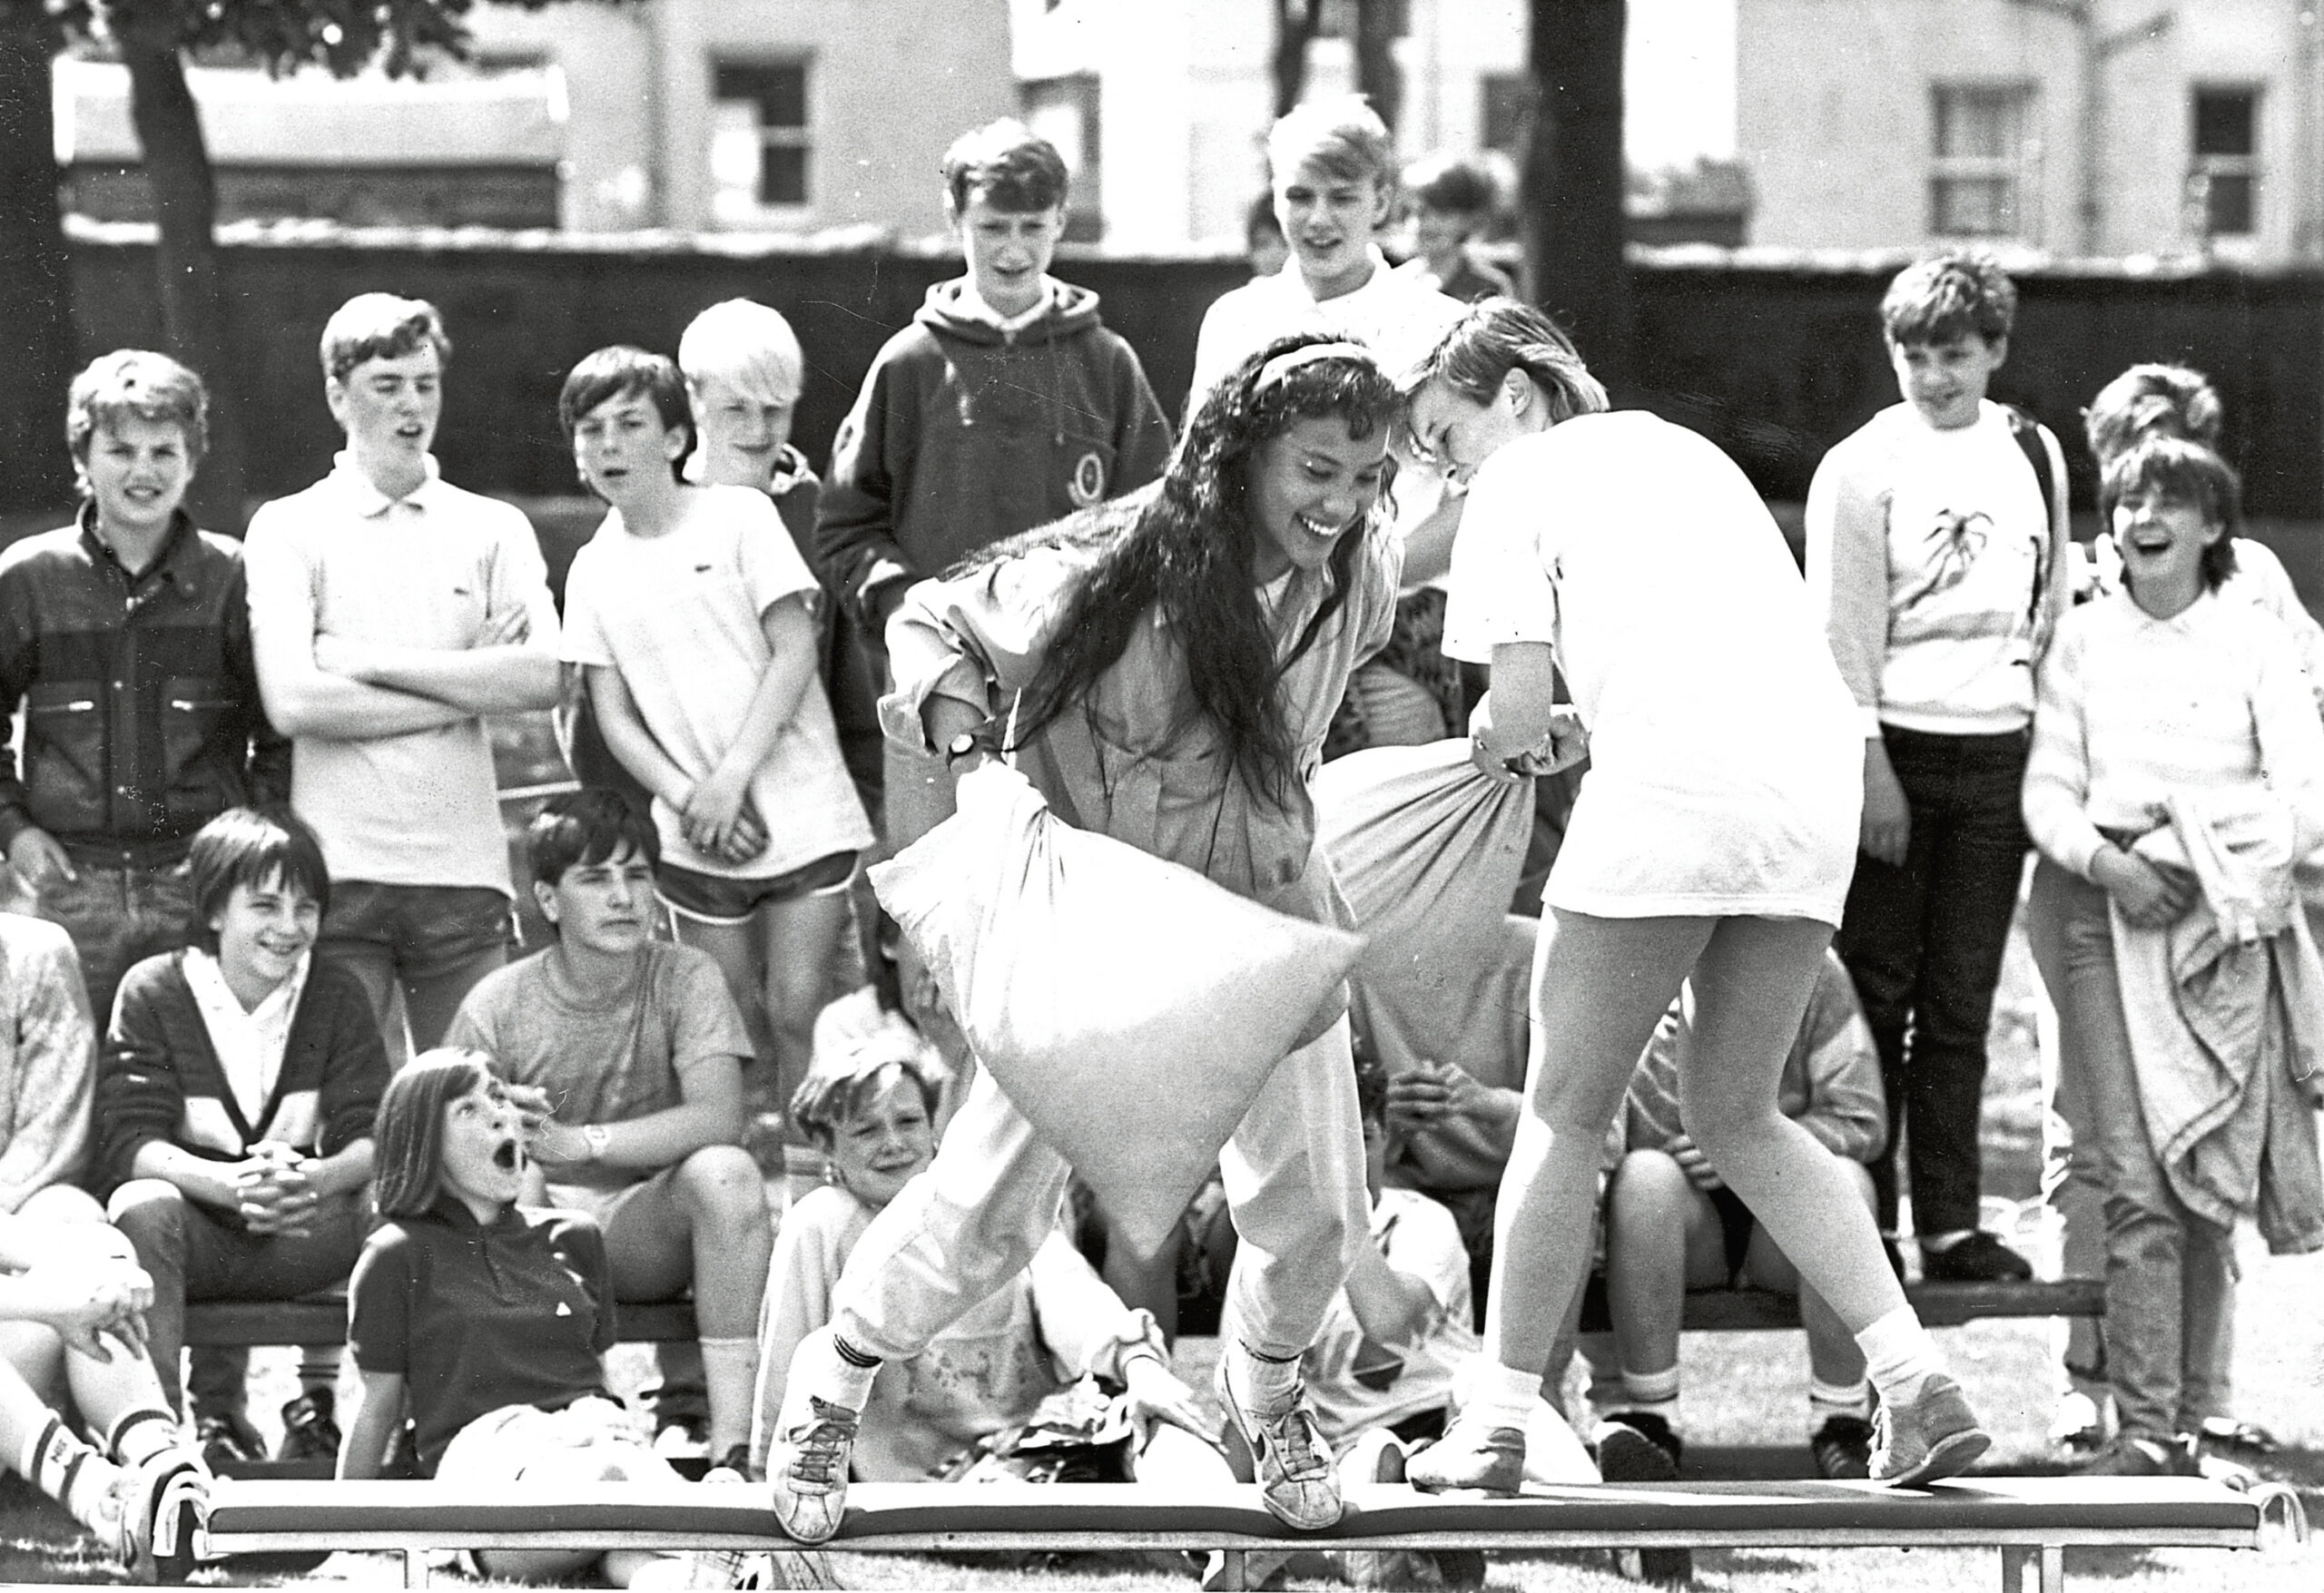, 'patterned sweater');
0,914,94,1209
95,949,389,1198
